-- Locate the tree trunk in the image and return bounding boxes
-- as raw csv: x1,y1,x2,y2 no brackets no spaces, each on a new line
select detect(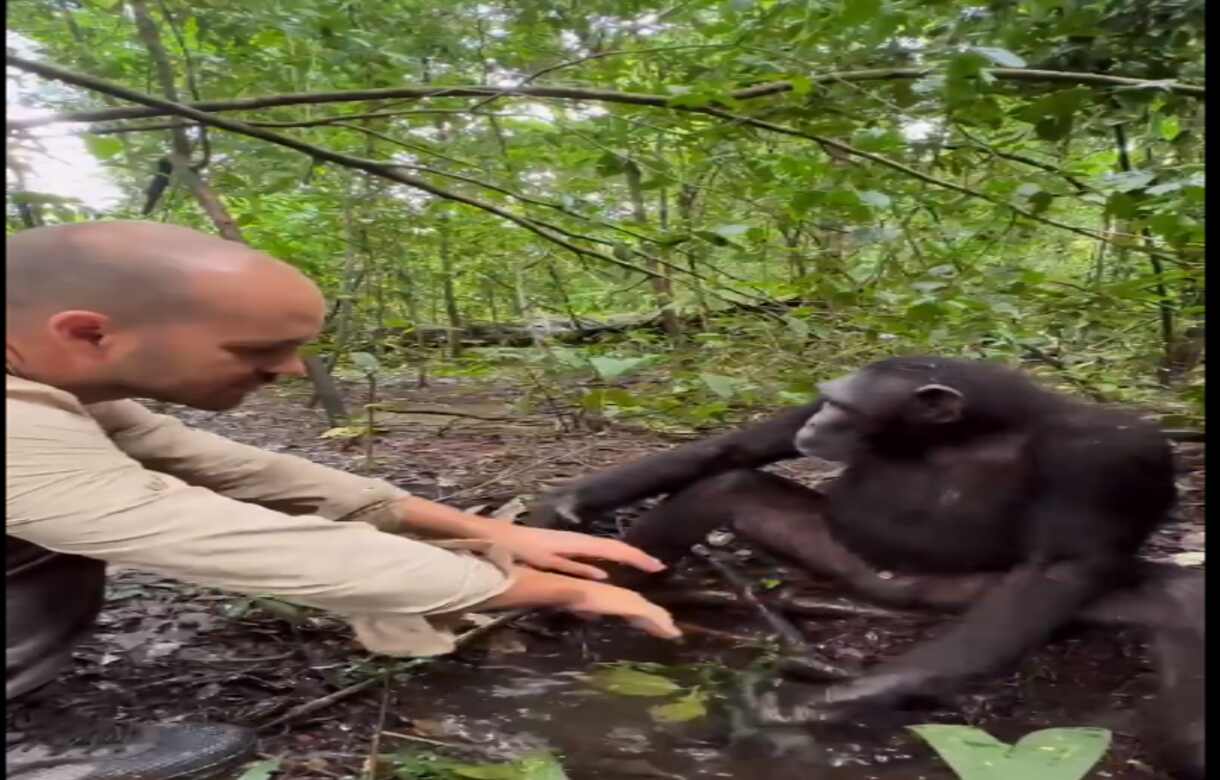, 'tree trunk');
326,174,362,372
304,355,348,425
781,224,808,282
677,184,709,329
399,266,429,388
129,0,244,241
1115,124,1175,385
623,160,681,342
438,209,463,358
